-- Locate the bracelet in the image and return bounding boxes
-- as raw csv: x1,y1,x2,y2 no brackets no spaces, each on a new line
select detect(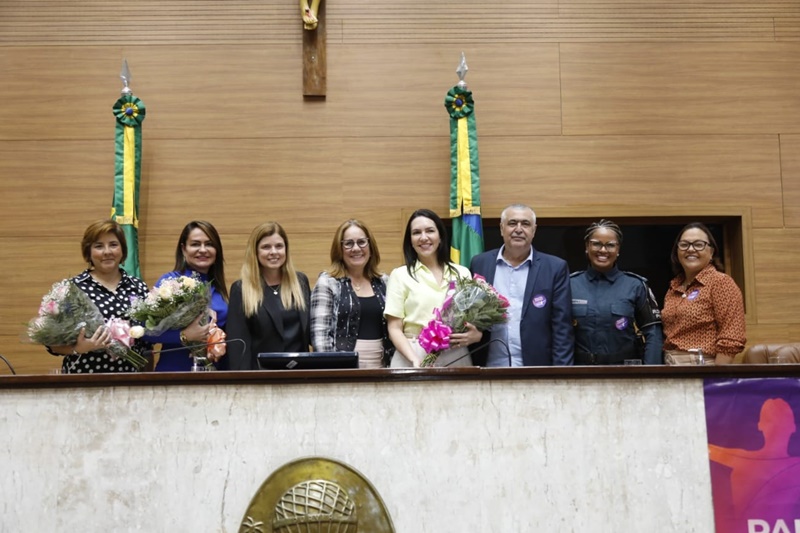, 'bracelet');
180,331,189,346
